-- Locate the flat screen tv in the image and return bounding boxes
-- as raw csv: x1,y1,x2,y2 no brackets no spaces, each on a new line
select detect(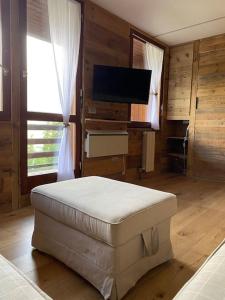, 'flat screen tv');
93,65,151,104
